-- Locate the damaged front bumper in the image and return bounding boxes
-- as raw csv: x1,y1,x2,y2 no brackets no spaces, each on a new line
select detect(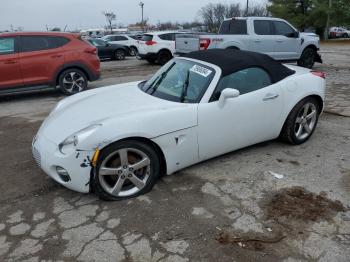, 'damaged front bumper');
32,134,94,193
